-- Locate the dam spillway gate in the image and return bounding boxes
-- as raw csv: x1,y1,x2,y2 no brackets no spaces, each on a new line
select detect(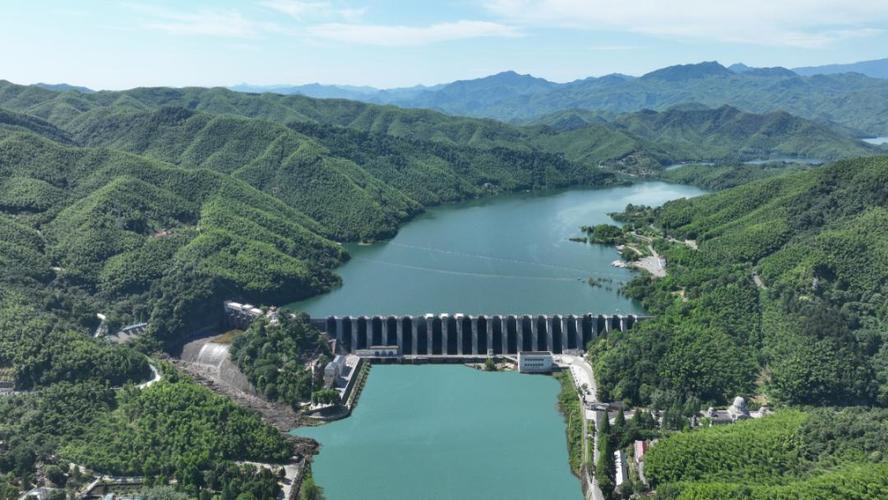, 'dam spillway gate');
309,314,645,355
